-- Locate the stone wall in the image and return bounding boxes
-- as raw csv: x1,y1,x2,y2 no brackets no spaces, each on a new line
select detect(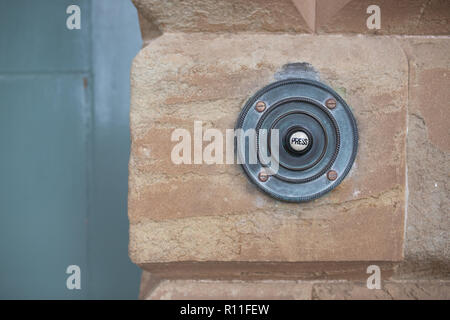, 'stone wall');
129,0,450,299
